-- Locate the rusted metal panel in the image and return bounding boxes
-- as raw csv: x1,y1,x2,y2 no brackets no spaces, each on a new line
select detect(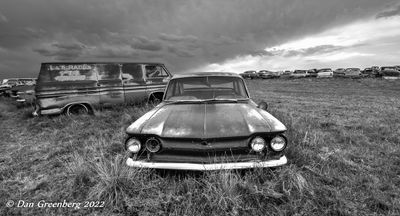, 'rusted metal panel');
35,62,172,115
136,103,277,138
